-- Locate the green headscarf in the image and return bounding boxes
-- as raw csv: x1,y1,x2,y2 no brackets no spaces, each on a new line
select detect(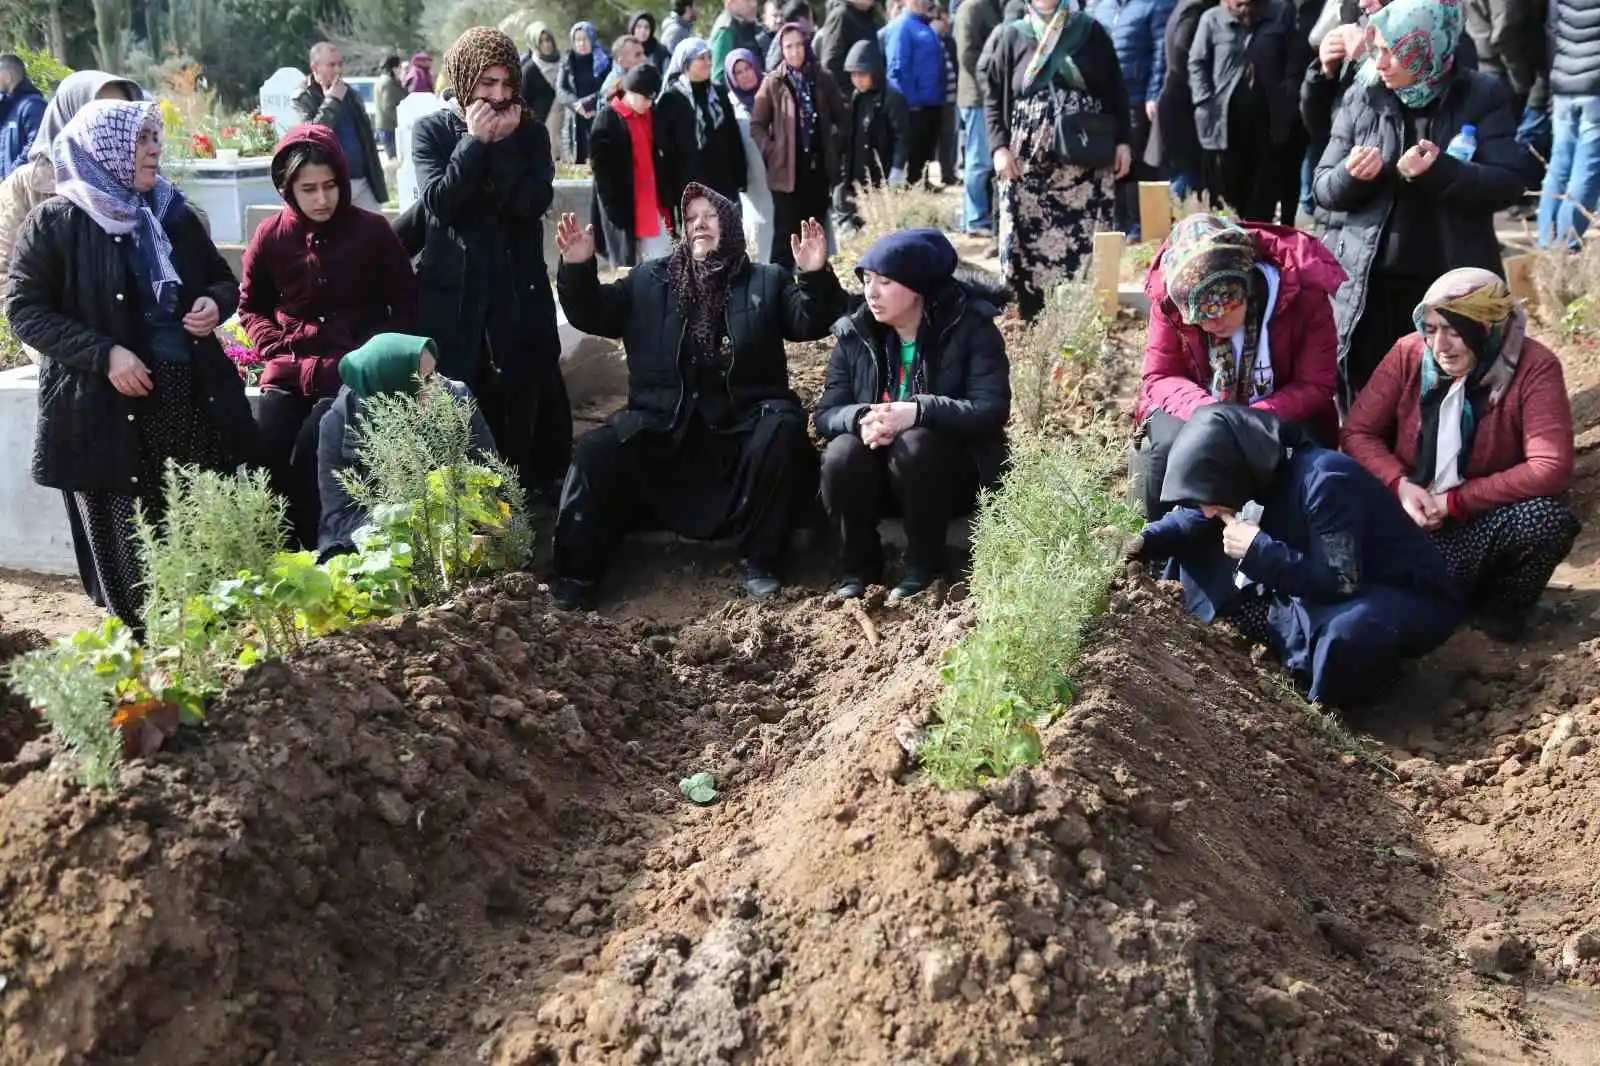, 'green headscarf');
1014,1,1095,96
339,334,438,398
